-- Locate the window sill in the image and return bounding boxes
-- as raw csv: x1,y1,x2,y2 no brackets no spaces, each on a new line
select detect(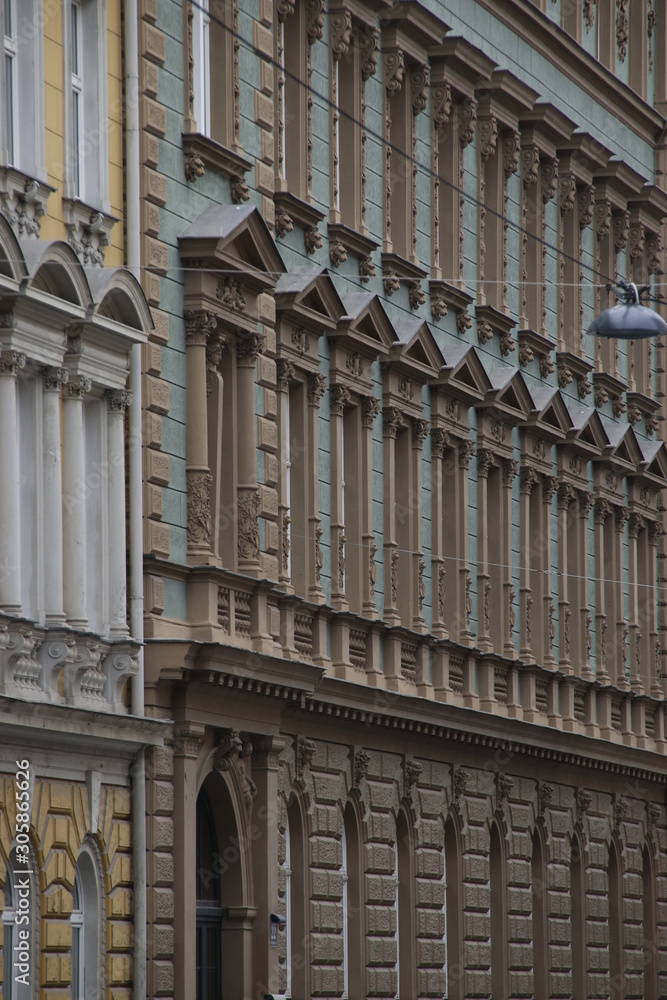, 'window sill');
182,132,252,184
